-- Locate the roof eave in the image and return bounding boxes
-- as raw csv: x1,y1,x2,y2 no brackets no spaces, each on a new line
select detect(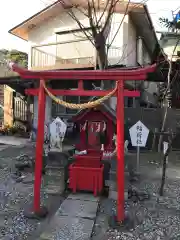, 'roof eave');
8,0,60,41
143,4,159,45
